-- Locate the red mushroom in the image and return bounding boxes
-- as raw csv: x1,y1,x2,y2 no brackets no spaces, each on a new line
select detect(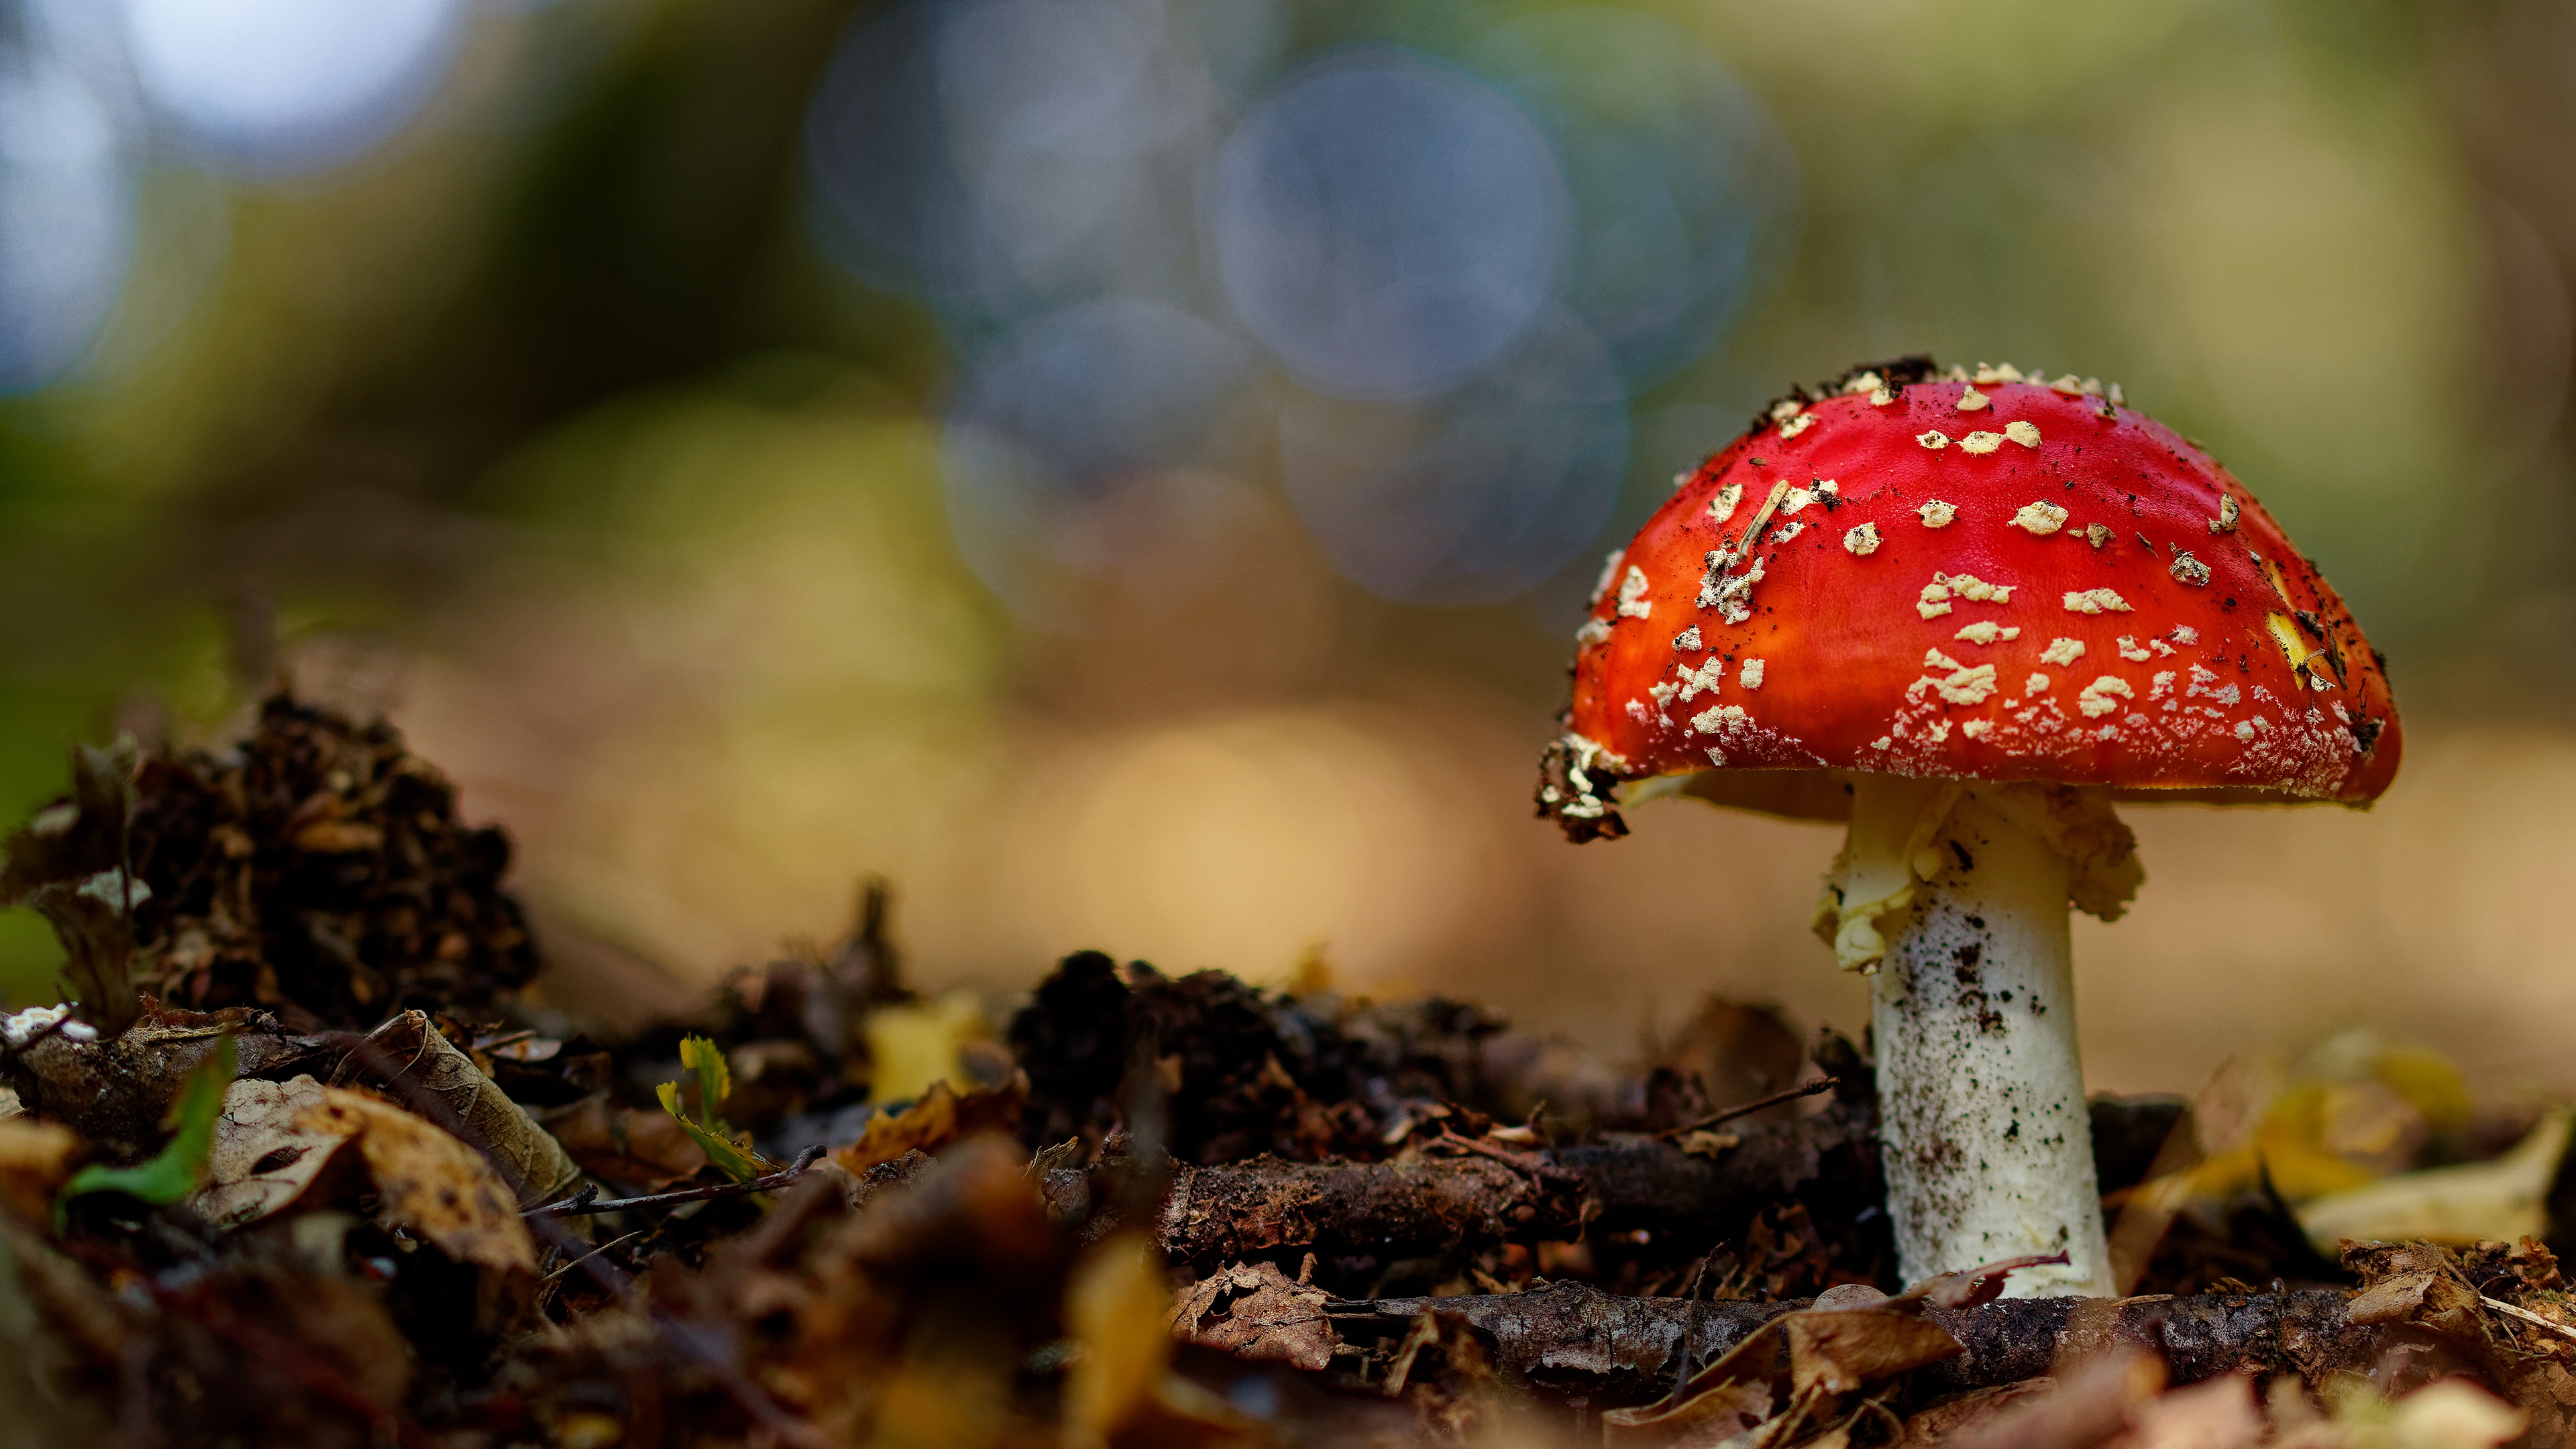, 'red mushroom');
1538,358,2400,1296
